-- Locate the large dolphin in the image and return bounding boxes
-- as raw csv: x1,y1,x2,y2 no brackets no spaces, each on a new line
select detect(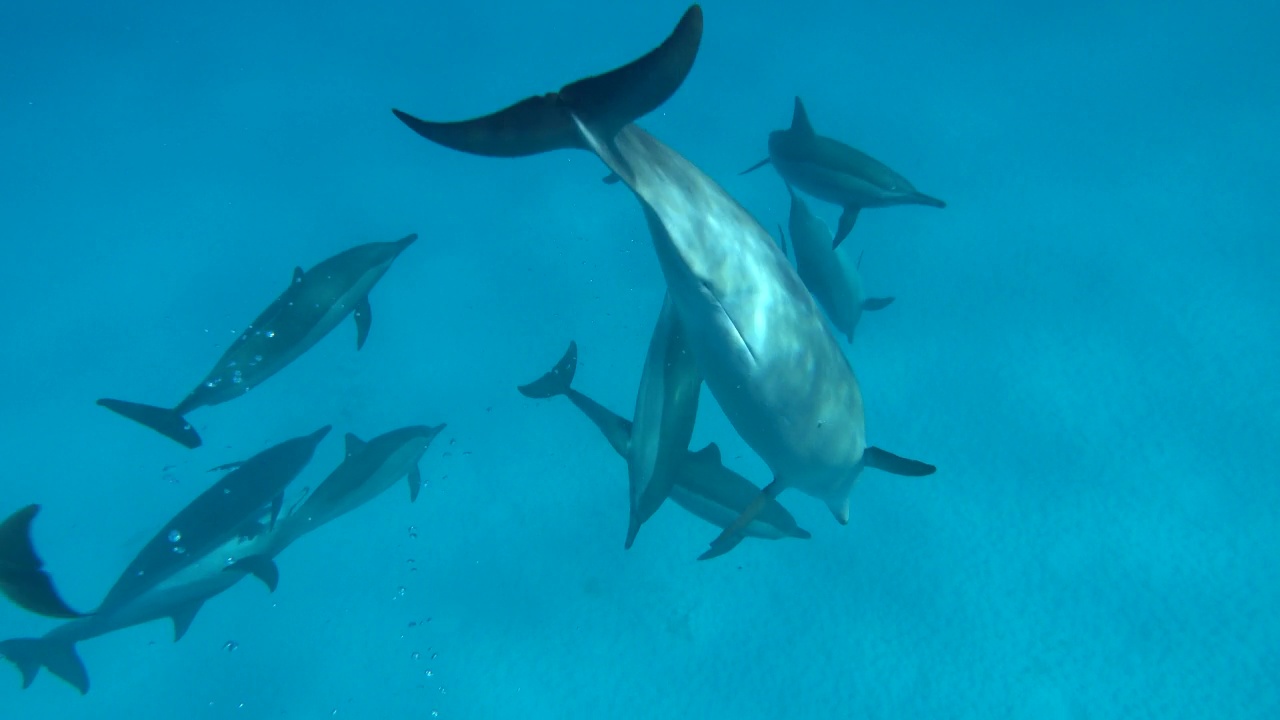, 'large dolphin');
97,234,418,449
0,421,442,694
0,506,86,620
781,185,894,342
390,4,935,560
94,425,331,616
517,341,809,543
623,294,701,548
741,97,945,249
